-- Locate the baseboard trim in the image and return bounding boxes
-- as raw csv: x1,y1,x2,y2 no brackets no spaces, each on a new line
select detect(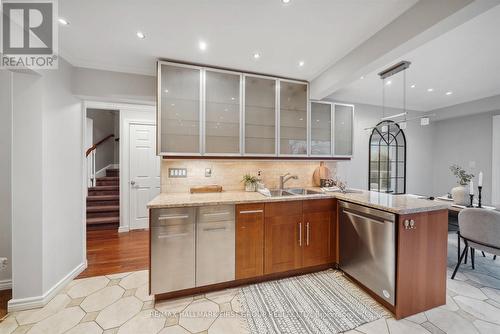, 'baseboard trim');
95,164,113,178
118,226,130,233
7,261,87,312
0,279,12,290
